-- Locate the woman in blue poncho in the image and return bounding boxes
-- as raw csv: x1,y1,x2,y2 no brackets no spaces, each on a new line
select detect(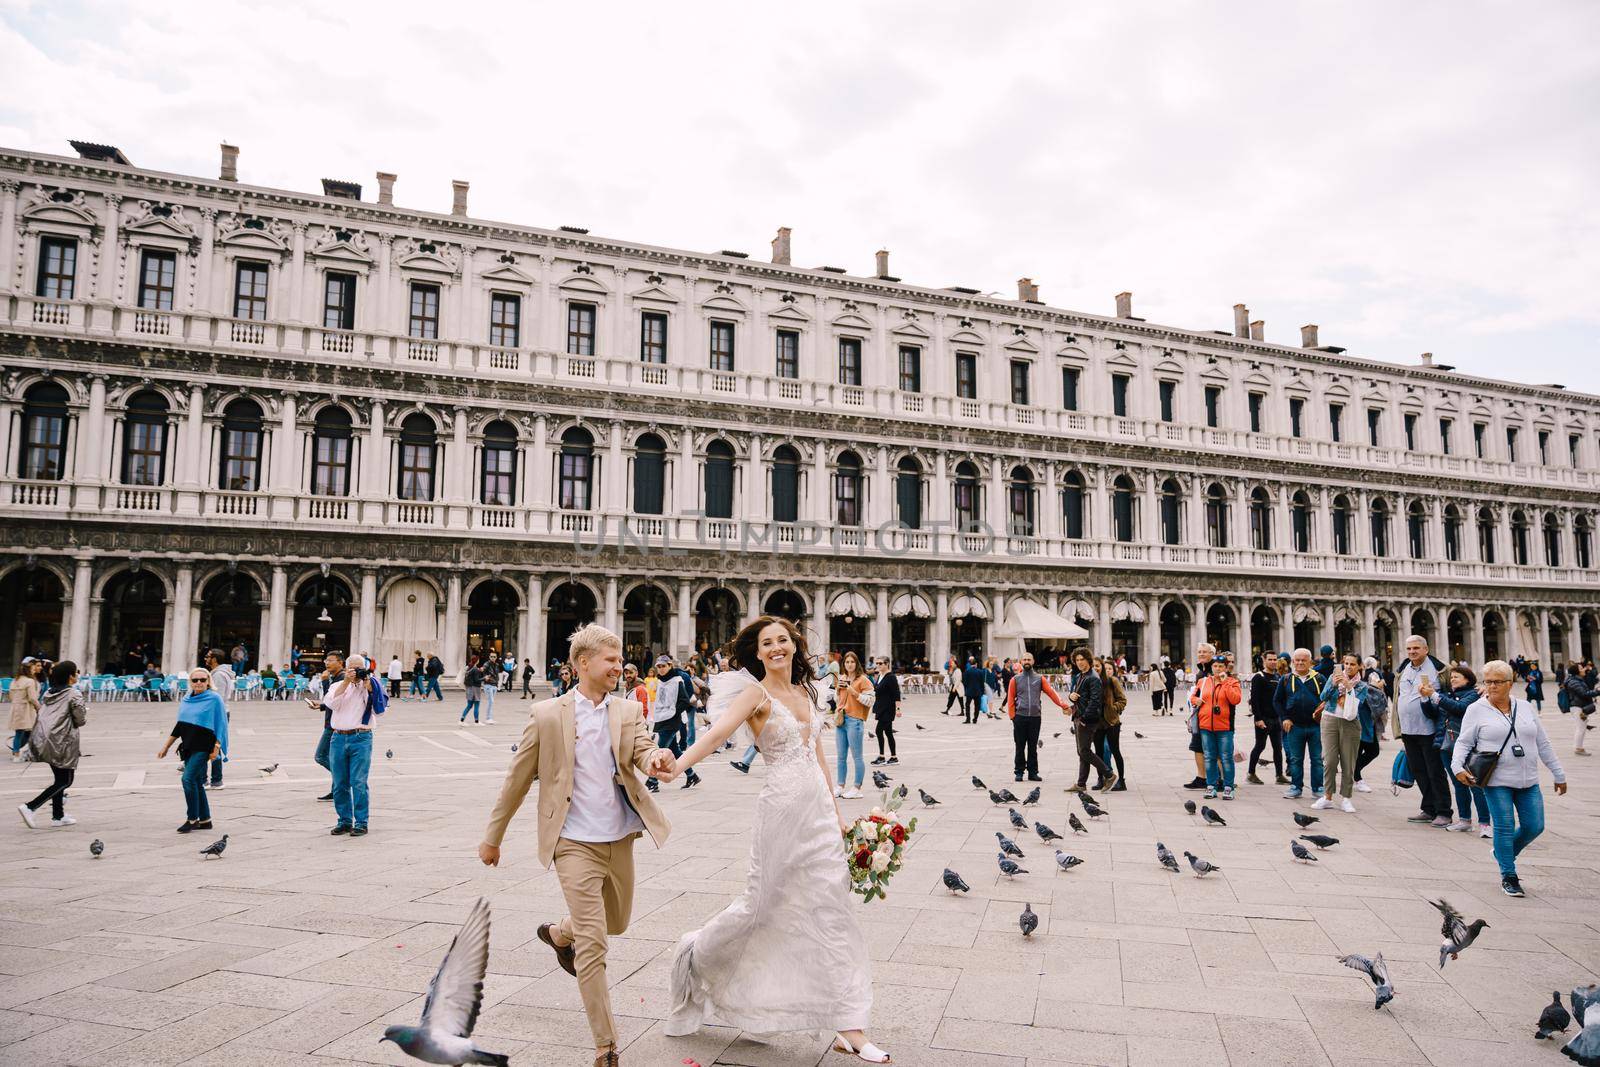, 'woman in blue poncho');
157,667,230,833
